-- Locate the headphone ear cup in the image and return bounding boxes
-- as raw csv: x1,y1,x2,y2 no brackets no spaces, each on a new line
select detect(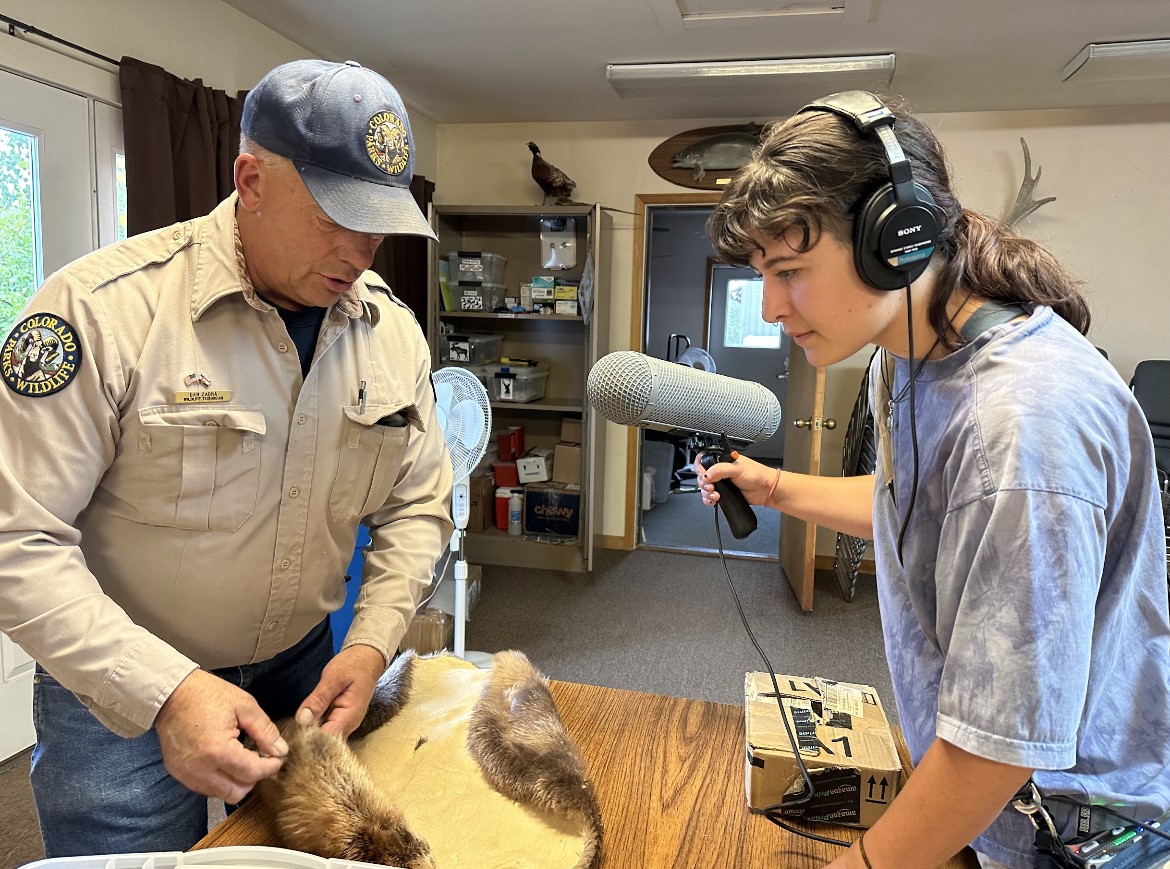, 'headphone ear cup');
853,182,940,291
